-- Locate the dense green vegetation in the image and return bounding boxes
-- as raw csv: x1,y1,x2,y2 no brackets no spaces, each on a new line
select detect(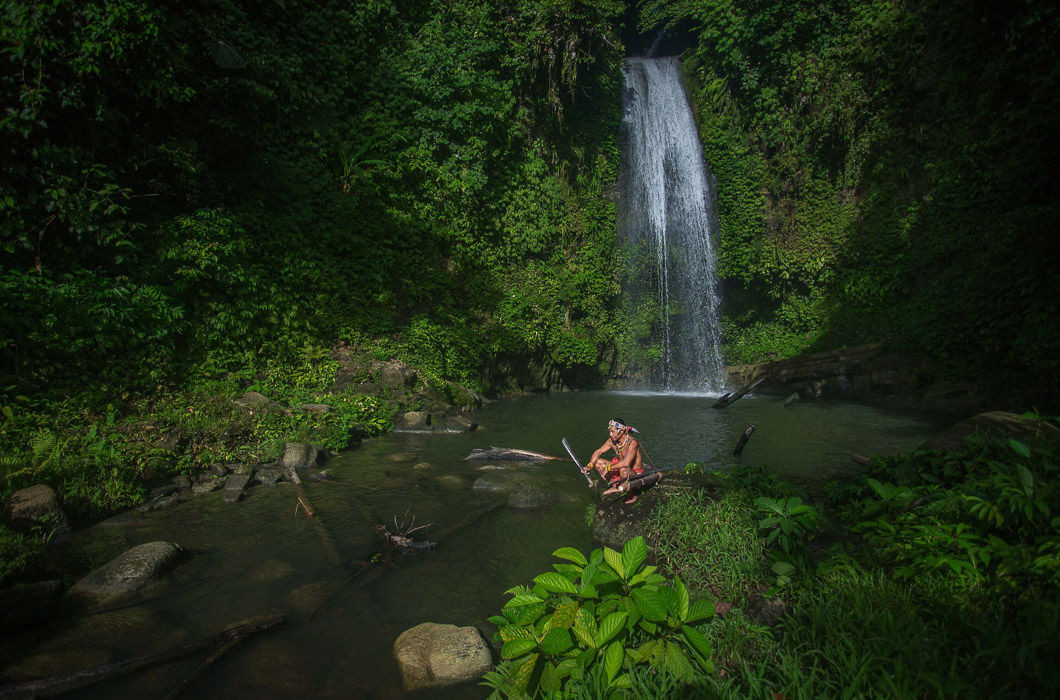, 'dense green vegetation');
491,428,1057,697
1,0,627,537
641,0,1058,408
